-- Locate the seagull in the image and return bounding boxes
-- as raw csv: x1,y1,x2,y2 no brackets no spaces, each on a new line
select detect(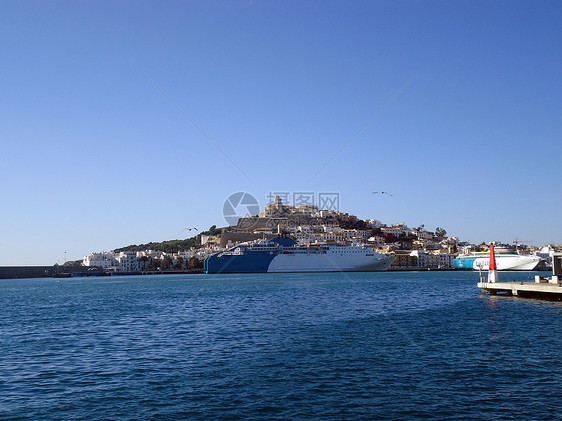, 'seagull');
372,192,393,196
182,227,198,232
